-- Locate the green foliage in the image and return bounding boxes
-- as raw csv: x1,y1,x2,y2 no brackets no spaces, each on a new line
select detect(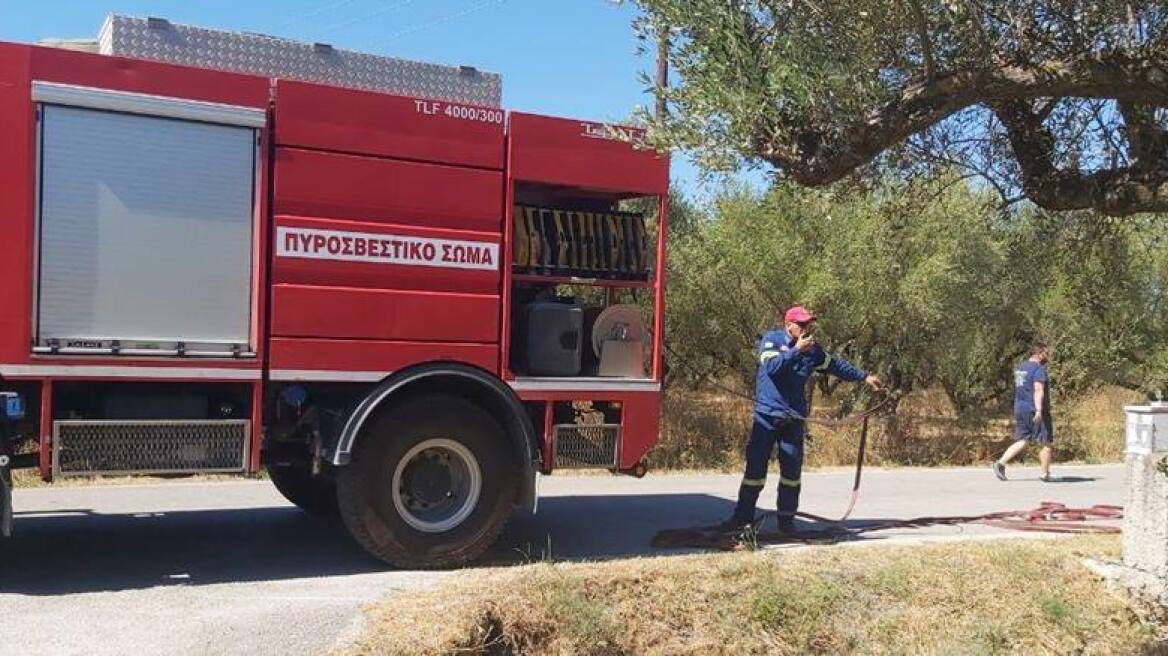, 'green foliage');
1026,213,1168,395
630,0,1163,168
1039,593,1072,624
664,175,1168,418
542,583,619,652
750,576,842,623
627,1,1168,216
